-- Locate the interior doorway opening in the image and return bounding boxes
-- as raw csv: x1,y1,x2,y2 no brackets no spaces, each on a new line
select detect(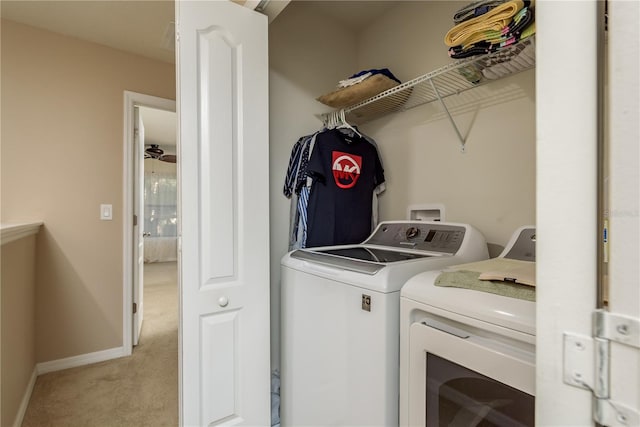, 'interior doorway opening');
122,91,177,354
136,105,178,348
